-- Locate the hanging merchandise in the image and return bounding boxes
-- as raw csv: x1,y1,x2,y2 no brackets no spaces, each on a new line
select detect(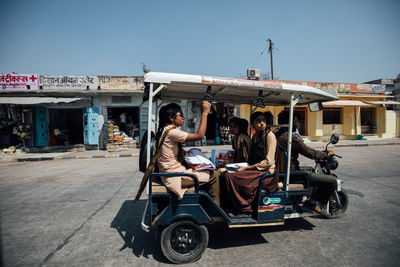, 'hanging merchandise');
13,123,32,149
